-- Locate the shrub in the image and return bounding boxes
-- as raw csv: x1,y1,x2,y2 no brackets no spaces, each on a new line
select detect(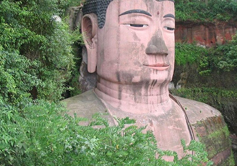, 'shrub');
0,99,212,165
210,34,237,72
0,0,78,102
175,37,237,74
175,43,207,66
175,0,237,22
